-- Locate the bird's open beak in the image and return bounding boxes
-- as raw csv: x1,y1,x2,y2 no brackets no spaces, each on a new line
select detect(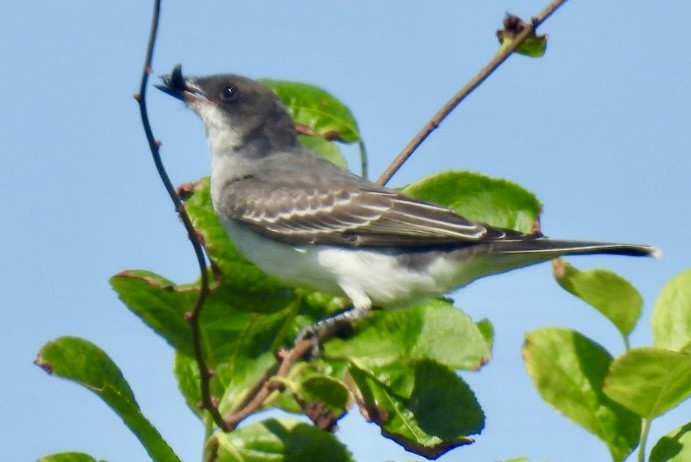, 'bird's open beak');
155,64,206,102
